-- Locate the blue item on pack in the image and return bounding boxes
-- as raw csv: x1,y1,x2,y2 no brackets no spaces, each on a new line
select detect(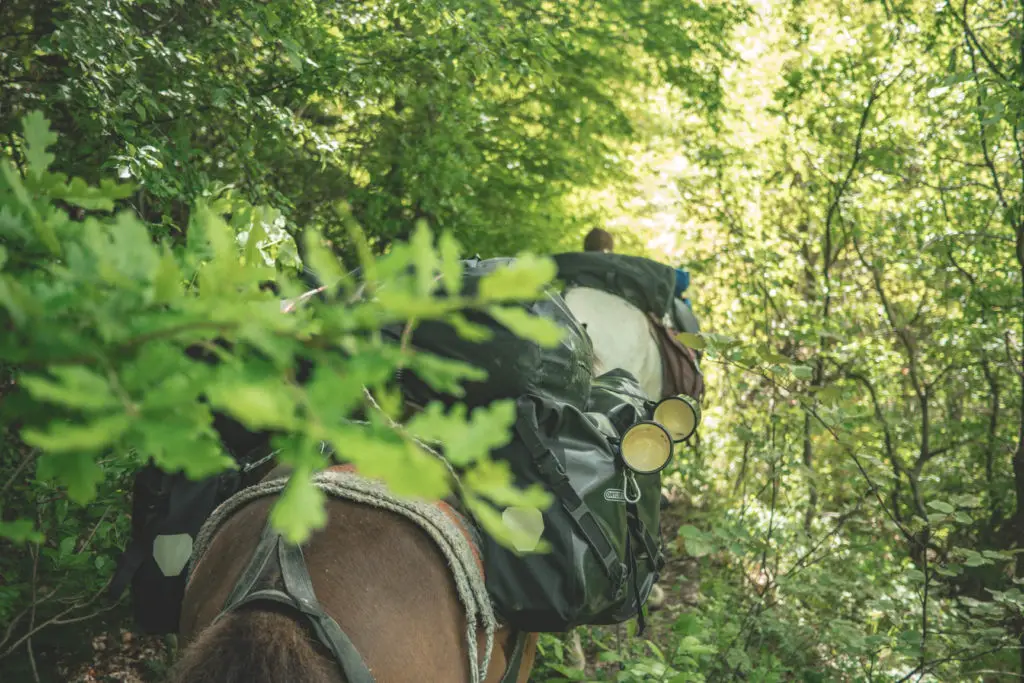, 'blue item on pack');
673,268,690,299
